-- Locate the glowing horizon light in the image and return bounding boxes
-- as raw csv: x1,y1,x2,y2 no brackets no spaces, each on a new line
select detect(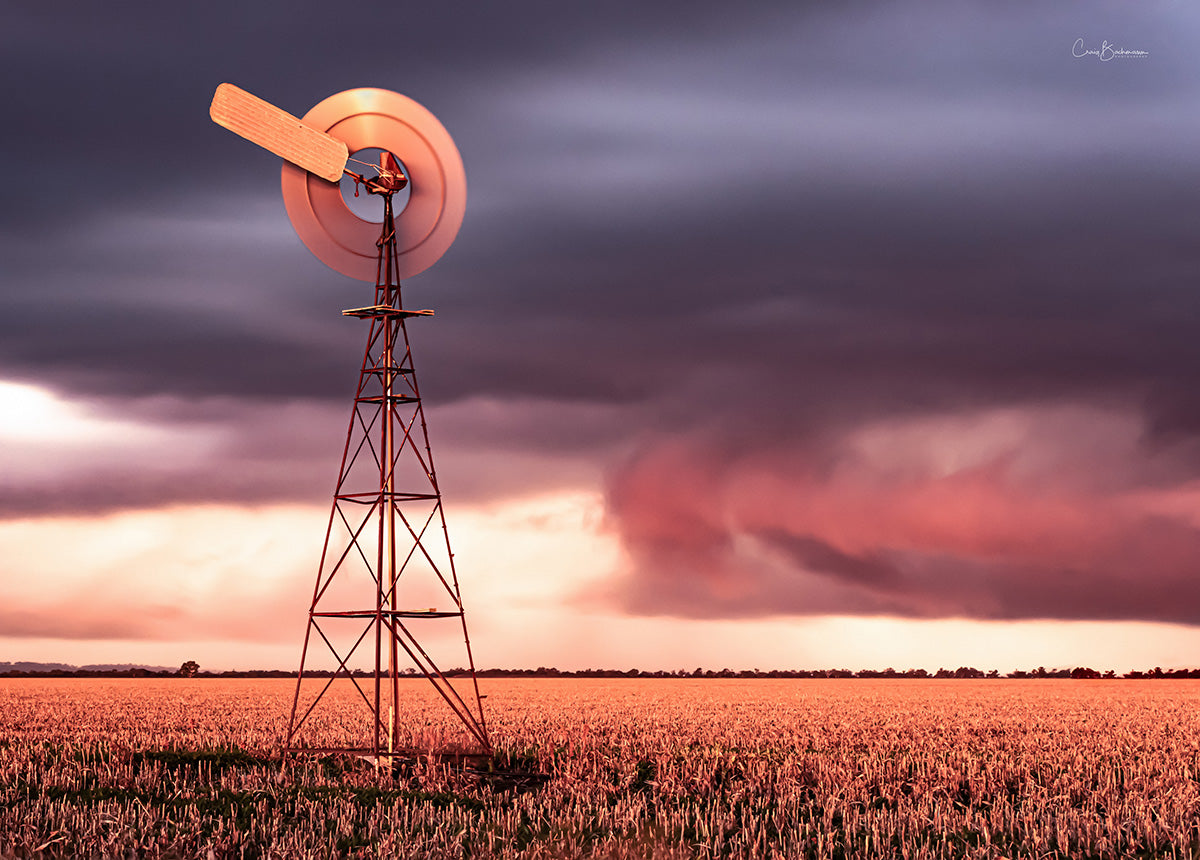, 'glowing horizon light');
0,380,165,446
0,381,81,442
0,381,222,483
